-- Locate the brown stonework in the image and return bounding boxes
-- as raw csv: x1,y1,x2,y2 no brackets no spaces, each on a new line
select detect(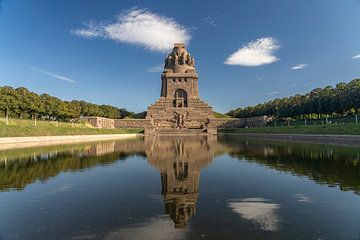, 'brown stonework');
113,119,150,129
146,43,214,135
85,117,150,129
210,116,268,129
86,117,115,129
84,113,268,131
